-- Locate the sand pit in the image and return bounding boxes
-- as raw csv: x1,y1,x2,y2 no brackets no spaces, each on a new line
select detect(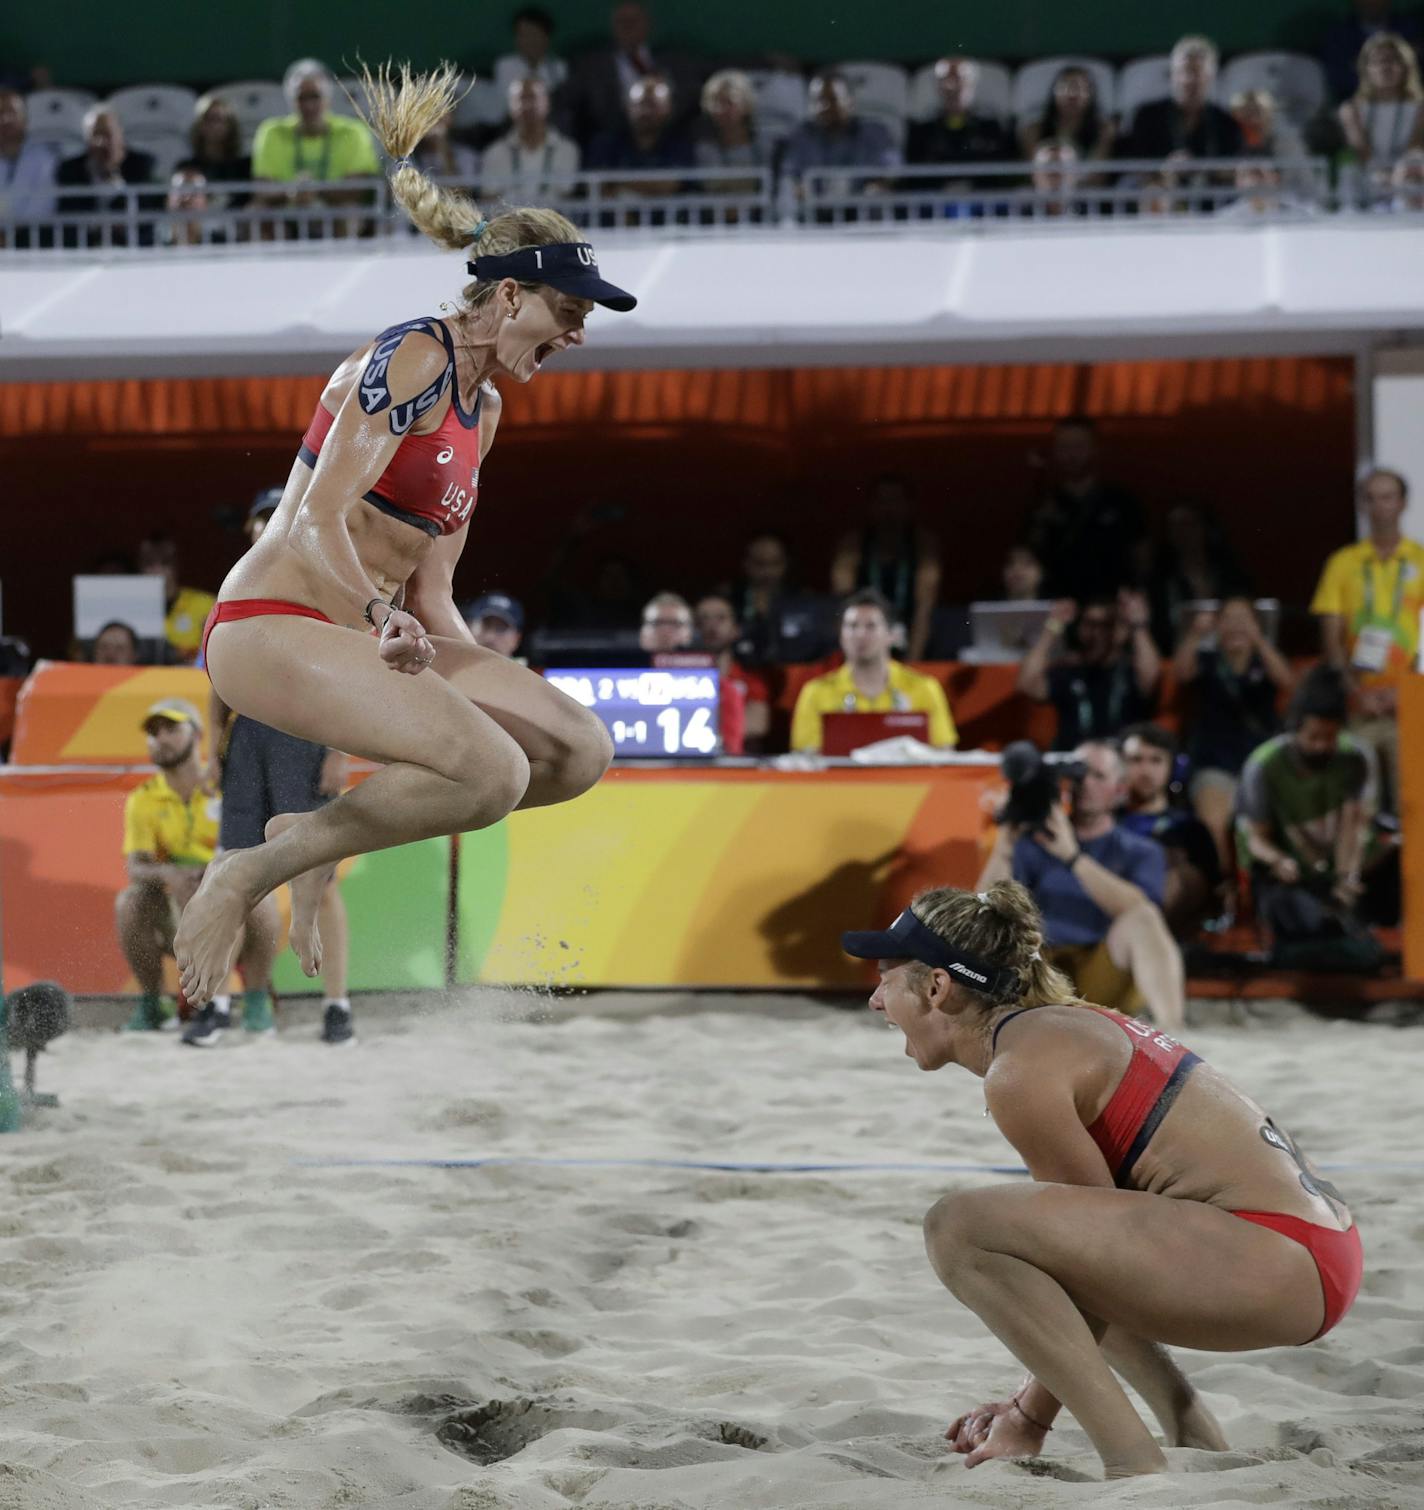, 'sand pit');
2,992,1421,1509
